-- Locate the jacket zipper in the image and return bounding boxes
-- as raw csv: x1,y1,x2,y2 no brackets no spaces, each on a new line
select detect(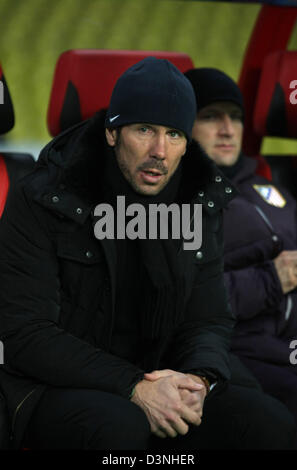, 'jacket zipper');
285,294,293,321
10,387,37,440
253,204,274,231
